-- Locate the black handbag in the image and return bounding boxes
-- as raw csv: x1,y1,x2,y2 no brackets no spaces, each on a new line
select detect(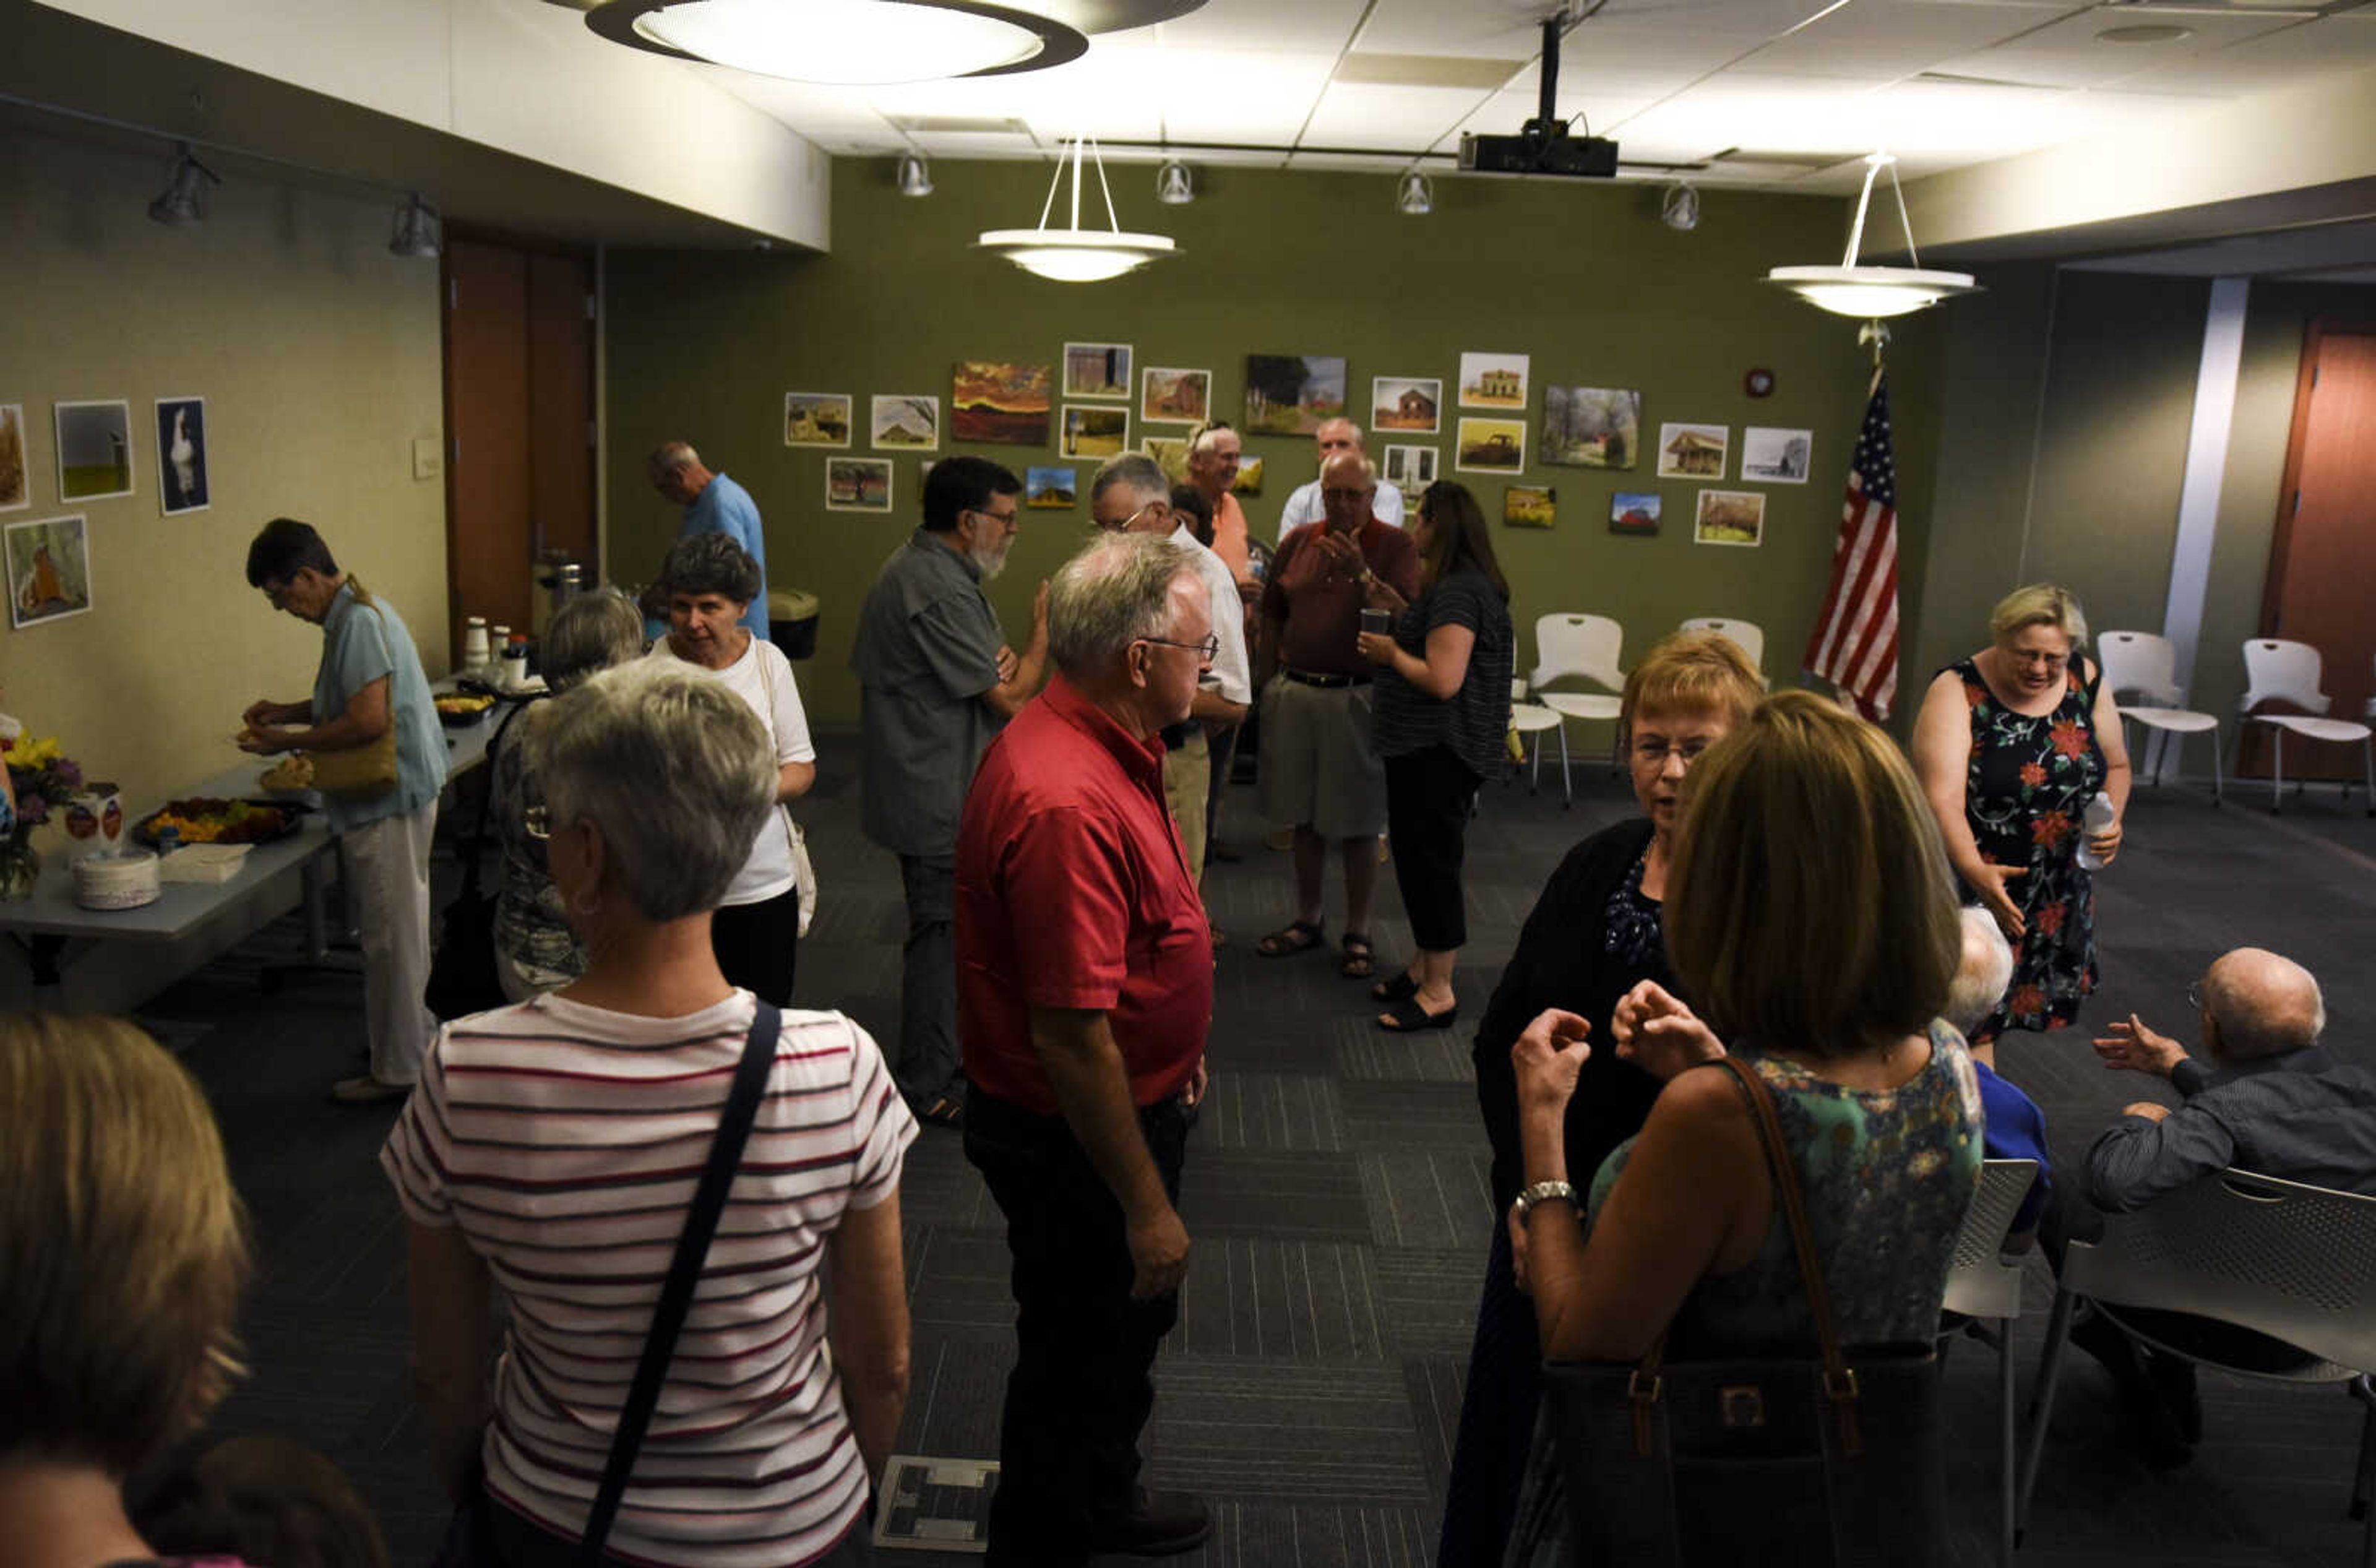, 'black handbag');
425,697,543,1020
431,1003,785,1567
1536,1054,1946,1568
